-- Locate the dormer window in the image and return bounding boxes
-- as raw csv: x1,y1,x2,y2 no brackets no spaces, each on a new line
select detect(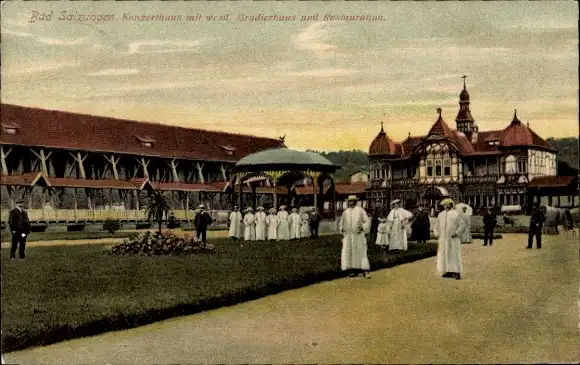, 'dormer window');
136,135,155,148
488,140,500,146
1,122,19,135
220,145,236,156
